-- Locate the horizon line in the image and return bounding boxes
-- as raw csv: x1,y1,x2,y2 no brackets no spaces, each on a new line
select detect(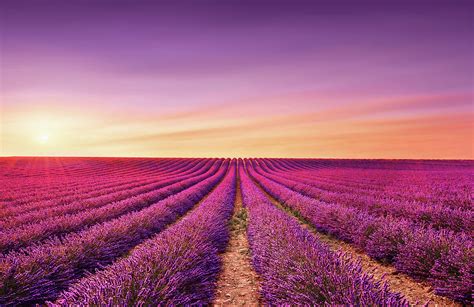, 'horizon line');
1,155,473,162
